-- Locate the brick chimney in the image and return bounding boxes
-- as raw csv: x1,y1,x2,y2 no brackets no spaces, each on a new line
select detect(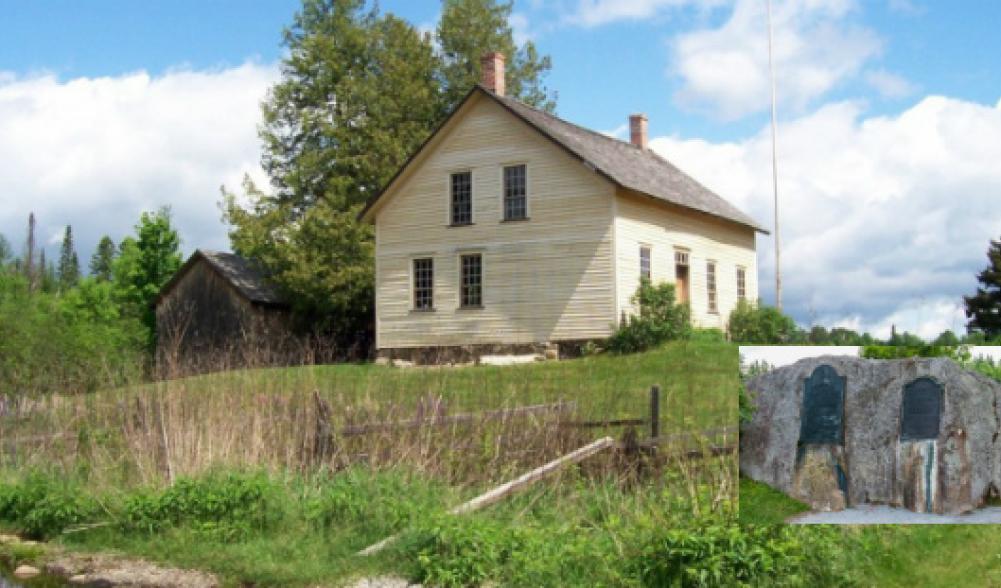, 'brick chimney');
629,114,648,150
481,52,506,97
